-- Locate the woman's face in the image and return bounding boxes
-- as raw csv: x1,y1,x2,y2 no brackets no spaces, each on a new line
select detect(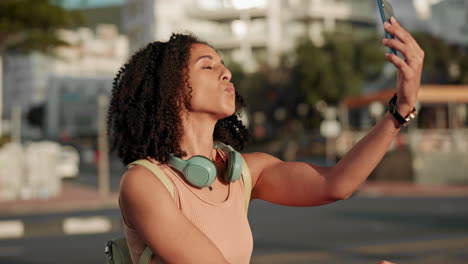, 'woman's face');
184,43,235,119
